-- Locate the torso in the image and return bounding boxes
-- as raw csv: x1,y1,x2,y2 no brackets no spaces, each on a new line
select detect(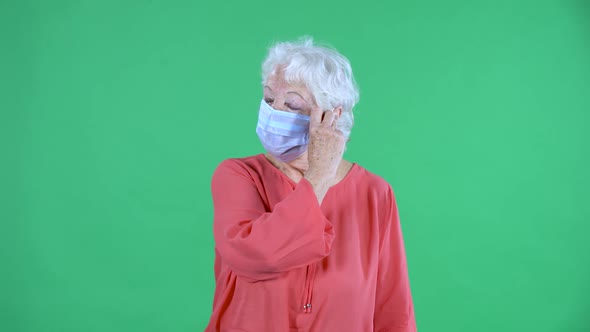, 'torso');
206,154,395,331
